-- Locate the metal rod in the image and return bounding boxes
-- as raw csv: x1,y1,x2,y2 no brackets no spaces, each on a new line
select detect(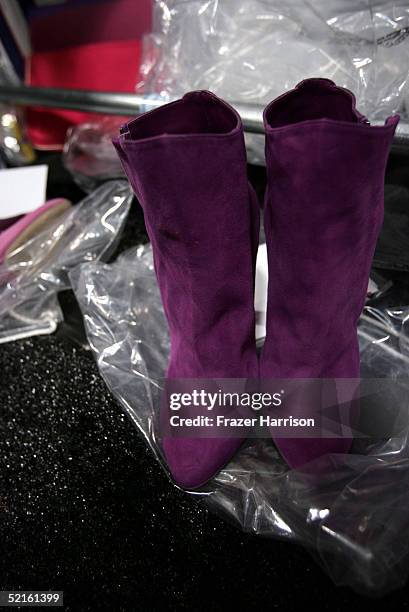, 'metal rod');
0,85,161,115
0,84,407,145
0,84,265,134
